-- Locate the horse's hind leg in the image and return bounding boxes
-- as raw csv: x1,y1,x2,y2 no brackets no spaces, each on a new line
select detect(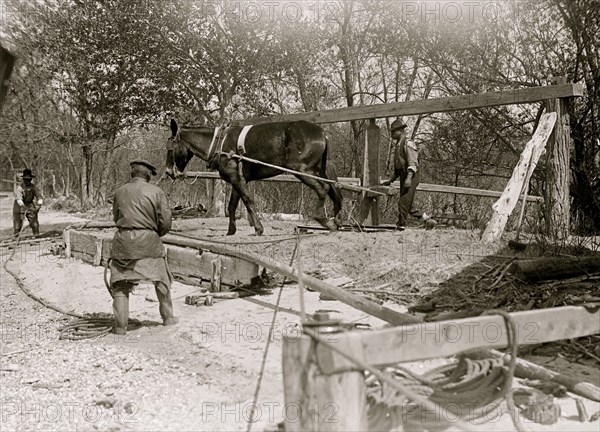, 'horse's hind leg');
328,185,343,227
296,171,337,231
